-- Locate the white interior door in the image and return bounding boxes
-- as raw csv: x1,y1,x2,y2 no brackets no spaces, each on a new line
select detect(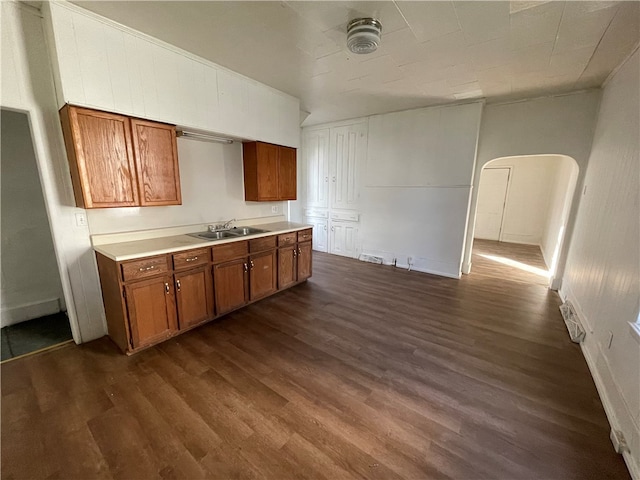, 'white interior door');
330,122,366,210
475,168,510,241
307,217,328,252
